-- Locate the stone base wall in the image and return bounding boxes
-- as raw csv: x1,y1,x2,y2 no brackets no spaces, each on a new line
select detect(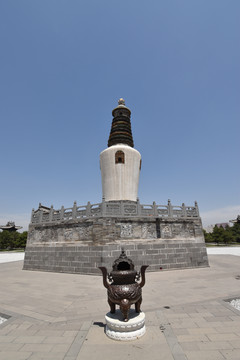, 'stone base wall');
23,216,209,274
23,240,208,275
